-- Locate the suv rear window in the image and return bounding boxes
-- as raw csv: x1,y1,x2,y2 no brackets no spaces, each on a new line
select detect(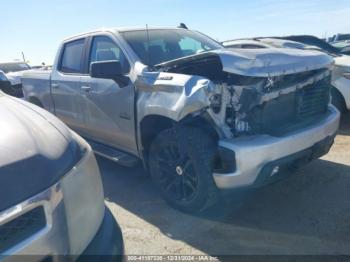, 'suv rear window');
60,39,85,73
0,63,31,73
